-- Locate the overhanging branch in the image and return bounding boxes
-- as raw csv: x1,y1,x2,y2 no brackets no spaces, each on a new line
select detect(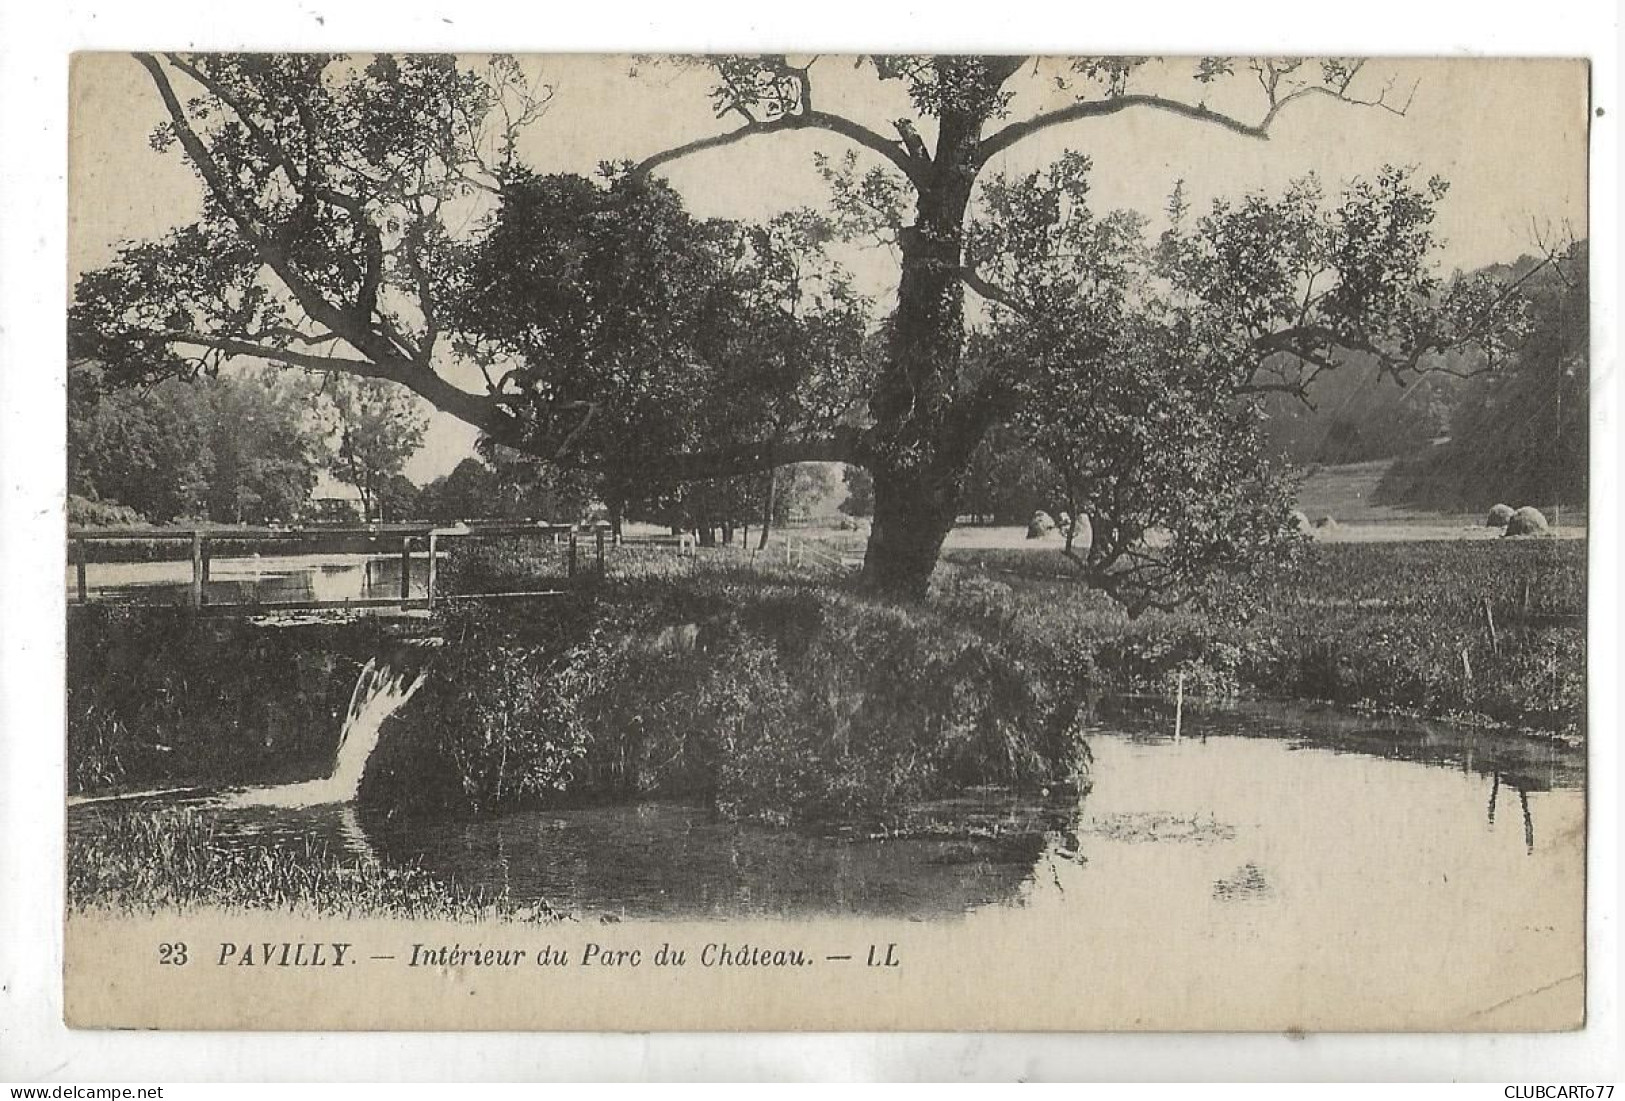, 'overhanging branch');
635,109,928,189
556,426,867,483
957,265,1029,316
978,68,1413,167
979,94,1275,166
